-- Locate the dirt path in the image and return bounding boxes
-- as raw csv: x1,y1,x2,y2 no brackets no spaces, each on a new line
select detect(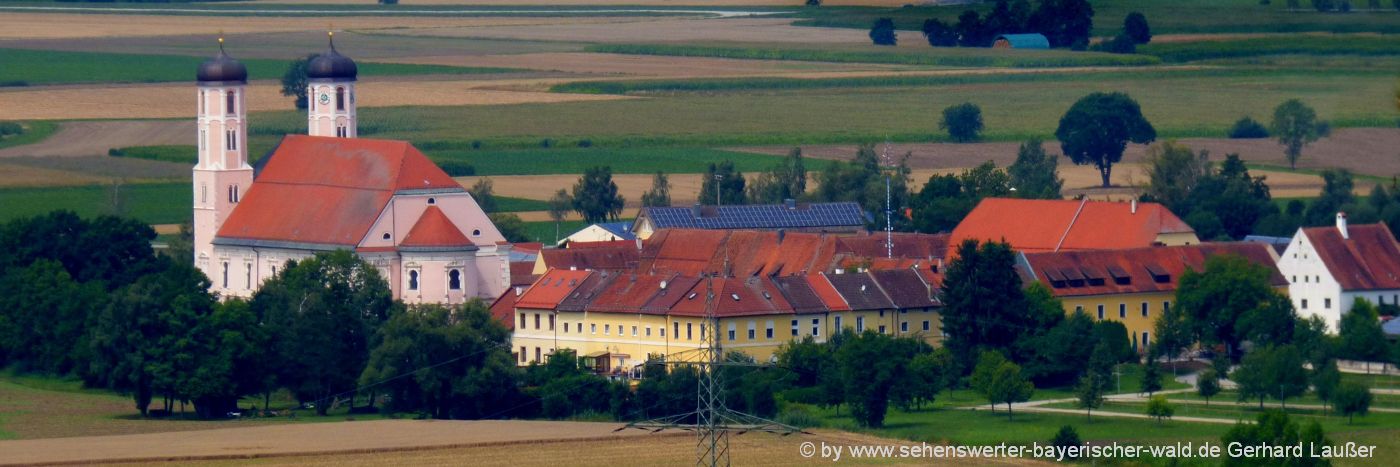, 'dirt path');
0,419,670,465
0,120,190,158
